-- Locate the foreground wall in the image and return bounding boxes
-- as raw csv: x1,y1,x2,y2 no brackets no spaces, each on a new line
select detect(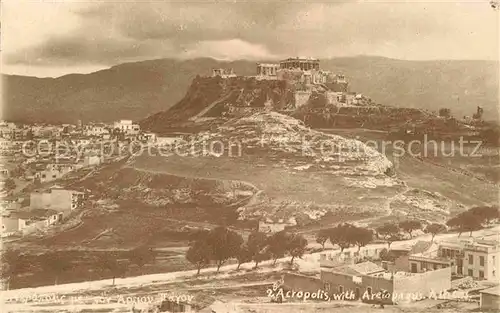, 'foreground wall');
283,272,324,294
321,270,394,303
393,267,451,297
